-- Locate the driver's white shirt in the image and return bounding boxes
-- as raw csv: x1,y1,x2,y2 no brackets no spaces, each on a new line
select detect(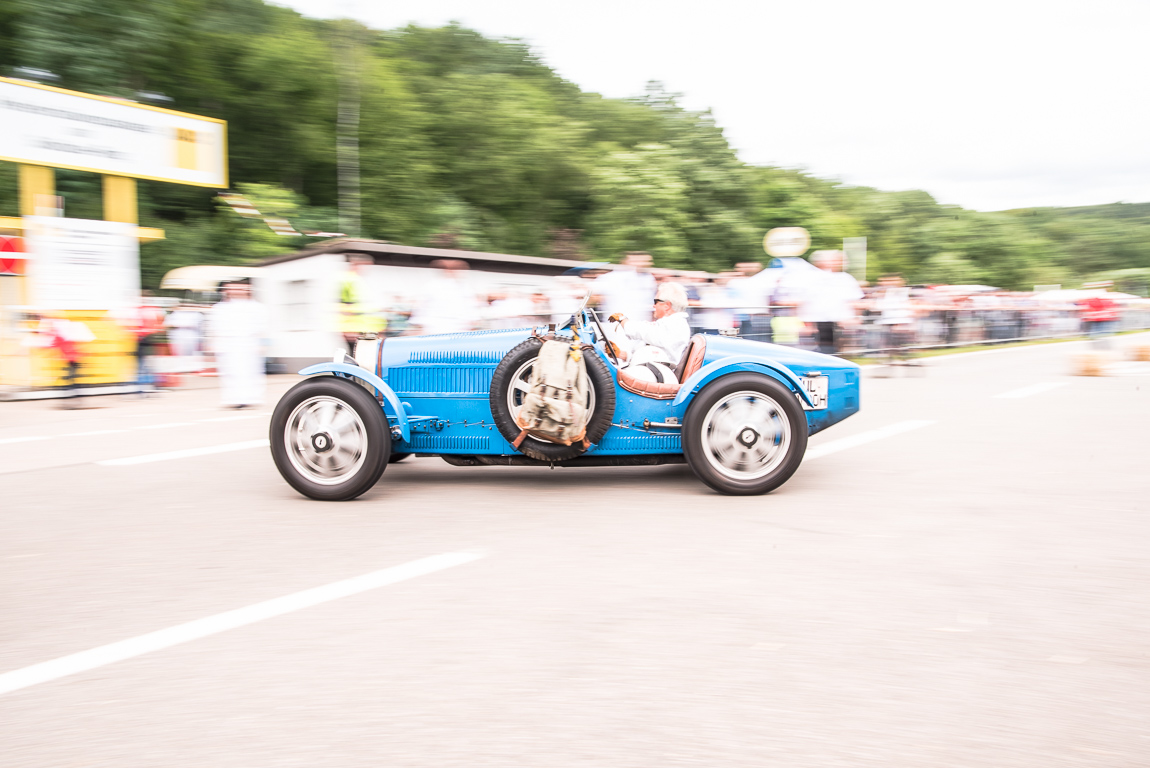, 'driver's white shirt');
623,311,691,365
